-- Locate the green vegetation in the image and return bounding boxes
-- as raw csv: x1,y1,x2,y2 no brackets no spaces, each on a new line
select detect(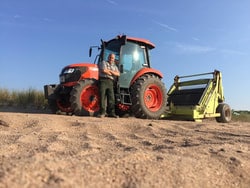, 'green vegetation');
232,110,250,122
0,88,47,109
